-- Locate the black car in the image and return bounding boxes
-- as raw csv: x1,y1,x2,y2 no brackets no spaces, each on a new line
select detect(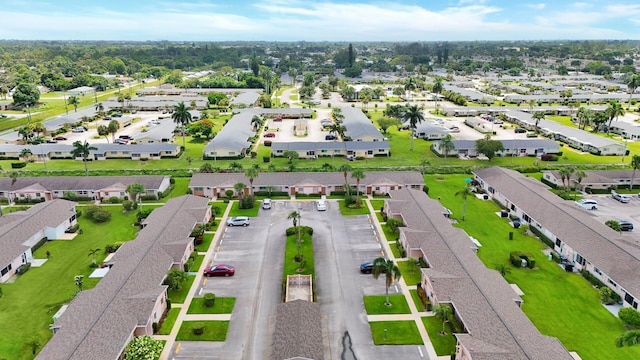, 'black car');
514,128,526,133
325,134,337,140
620,220,634,231
360,262,374,274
